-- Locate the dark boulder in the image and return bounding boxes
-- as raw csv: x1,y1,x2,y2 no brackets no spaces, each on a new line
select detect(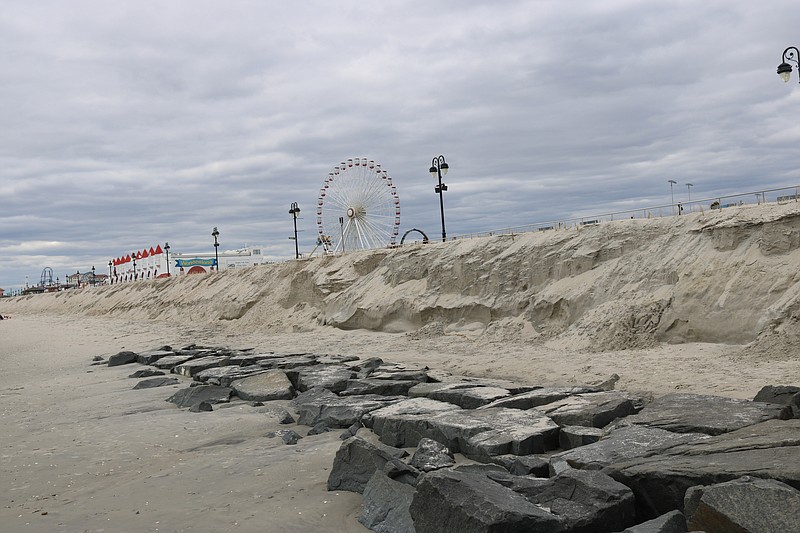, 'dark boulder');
188,401,213,412
409,468,564,533
521,469,636,533
133,377,179,389
230,369,294,401
480,386,601,410
292,387,404,428
135,349,174,365
533,391,640,428
603,419,800,520
559,425,604,450
620,510,687,533
107,351,137,366
358,470,416,533
327,436,408,494
166,385,232,408
128,369,166,378
281,430,302,445
753,384,800,418
340,379,419,397
684,476,800,533
287,364,357,393
620,393,792,436
307,422,331,436
410,438,455,472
